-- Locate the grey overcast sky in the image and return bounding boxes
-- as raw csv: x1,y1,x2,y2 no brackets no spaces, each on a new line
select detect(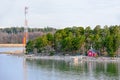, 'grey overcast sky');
0,0,120,28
